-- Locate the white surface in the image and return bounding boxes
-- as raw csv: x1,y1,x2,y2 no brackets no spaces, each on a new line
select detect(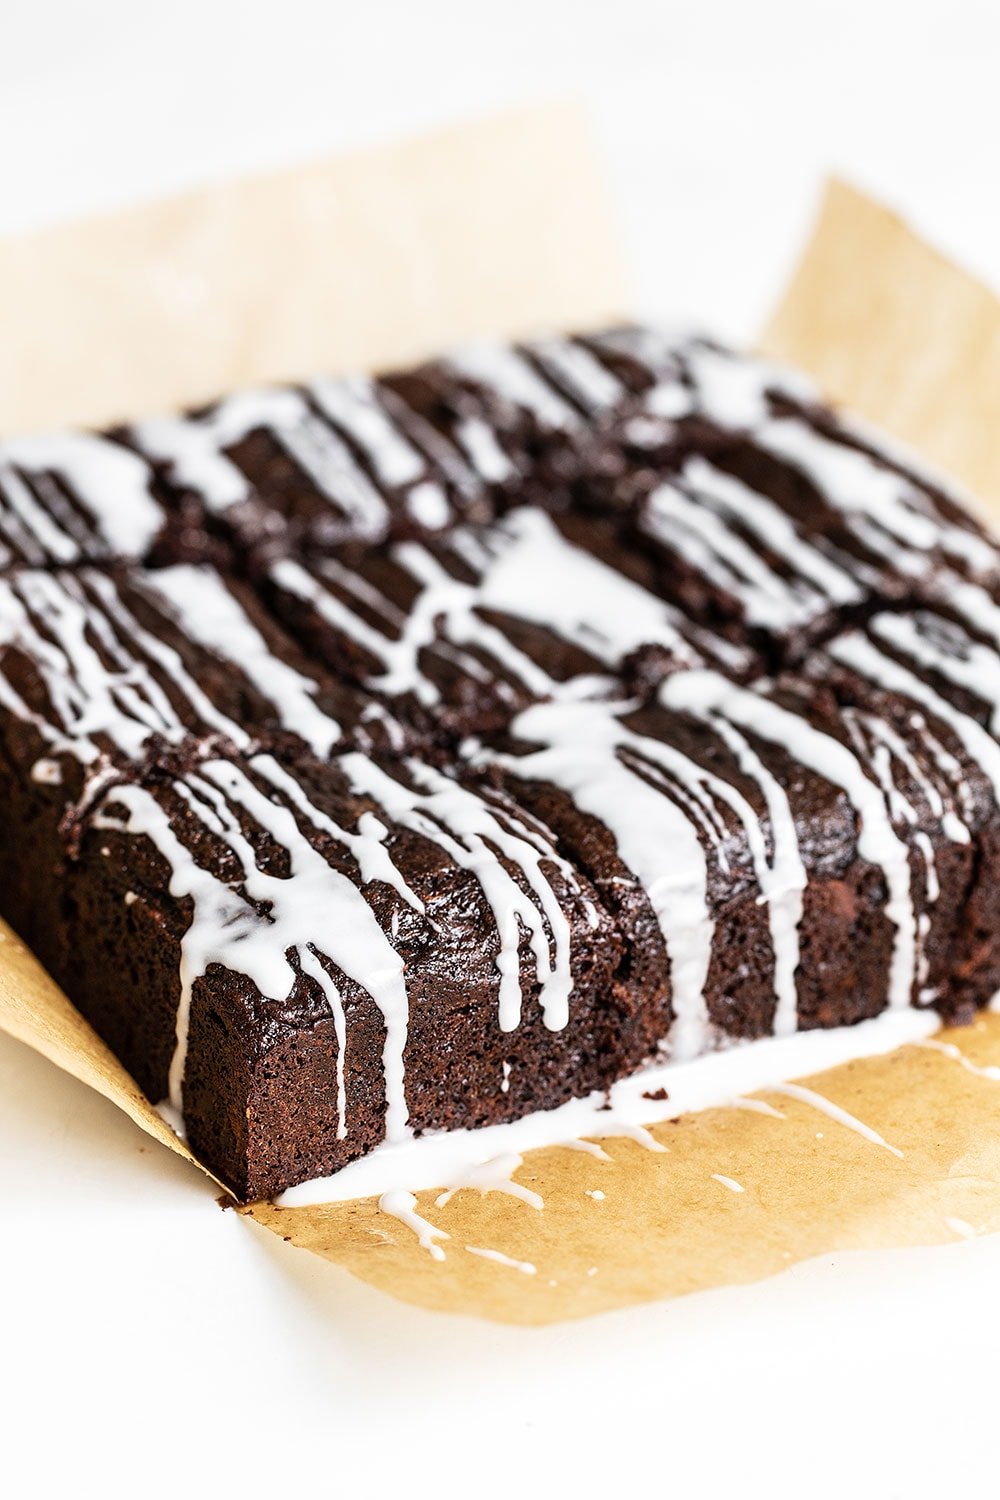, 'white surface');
4,2,1000,1494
